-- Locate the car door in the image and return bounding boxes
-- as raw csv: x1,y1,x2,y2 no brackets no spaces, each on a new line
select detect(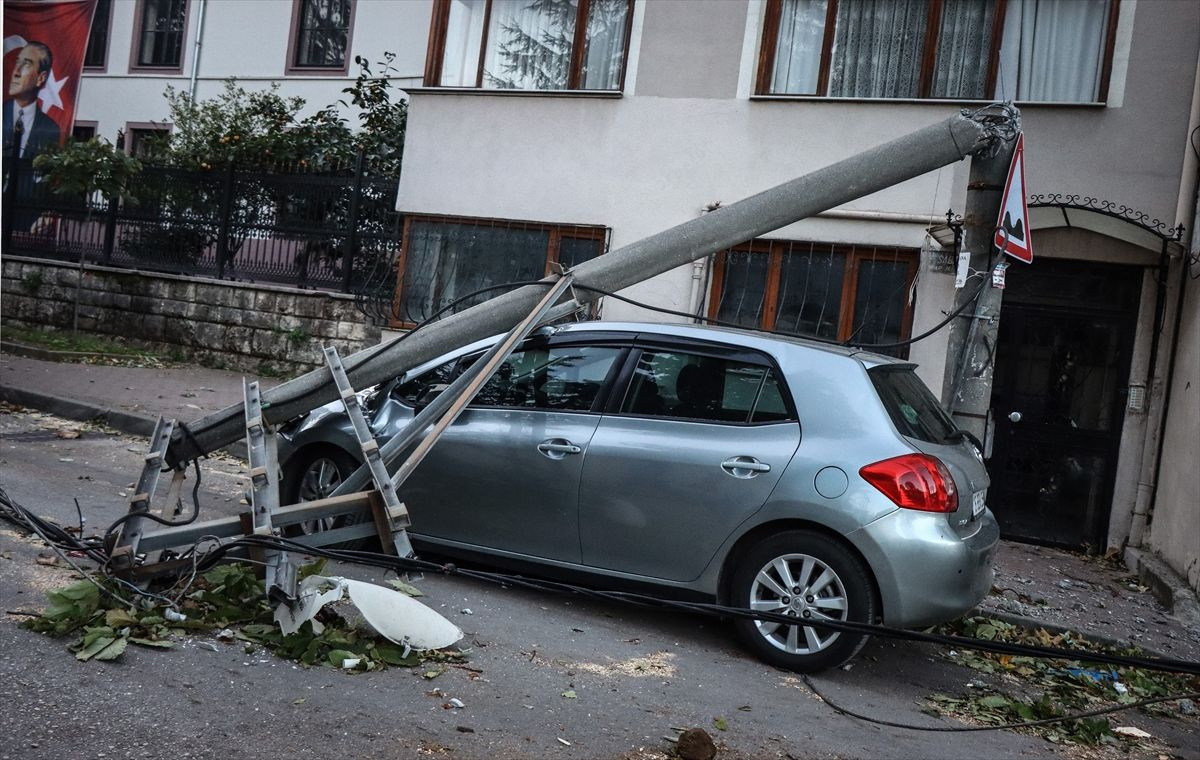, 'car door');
578,339,802,582
400,335,628,563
